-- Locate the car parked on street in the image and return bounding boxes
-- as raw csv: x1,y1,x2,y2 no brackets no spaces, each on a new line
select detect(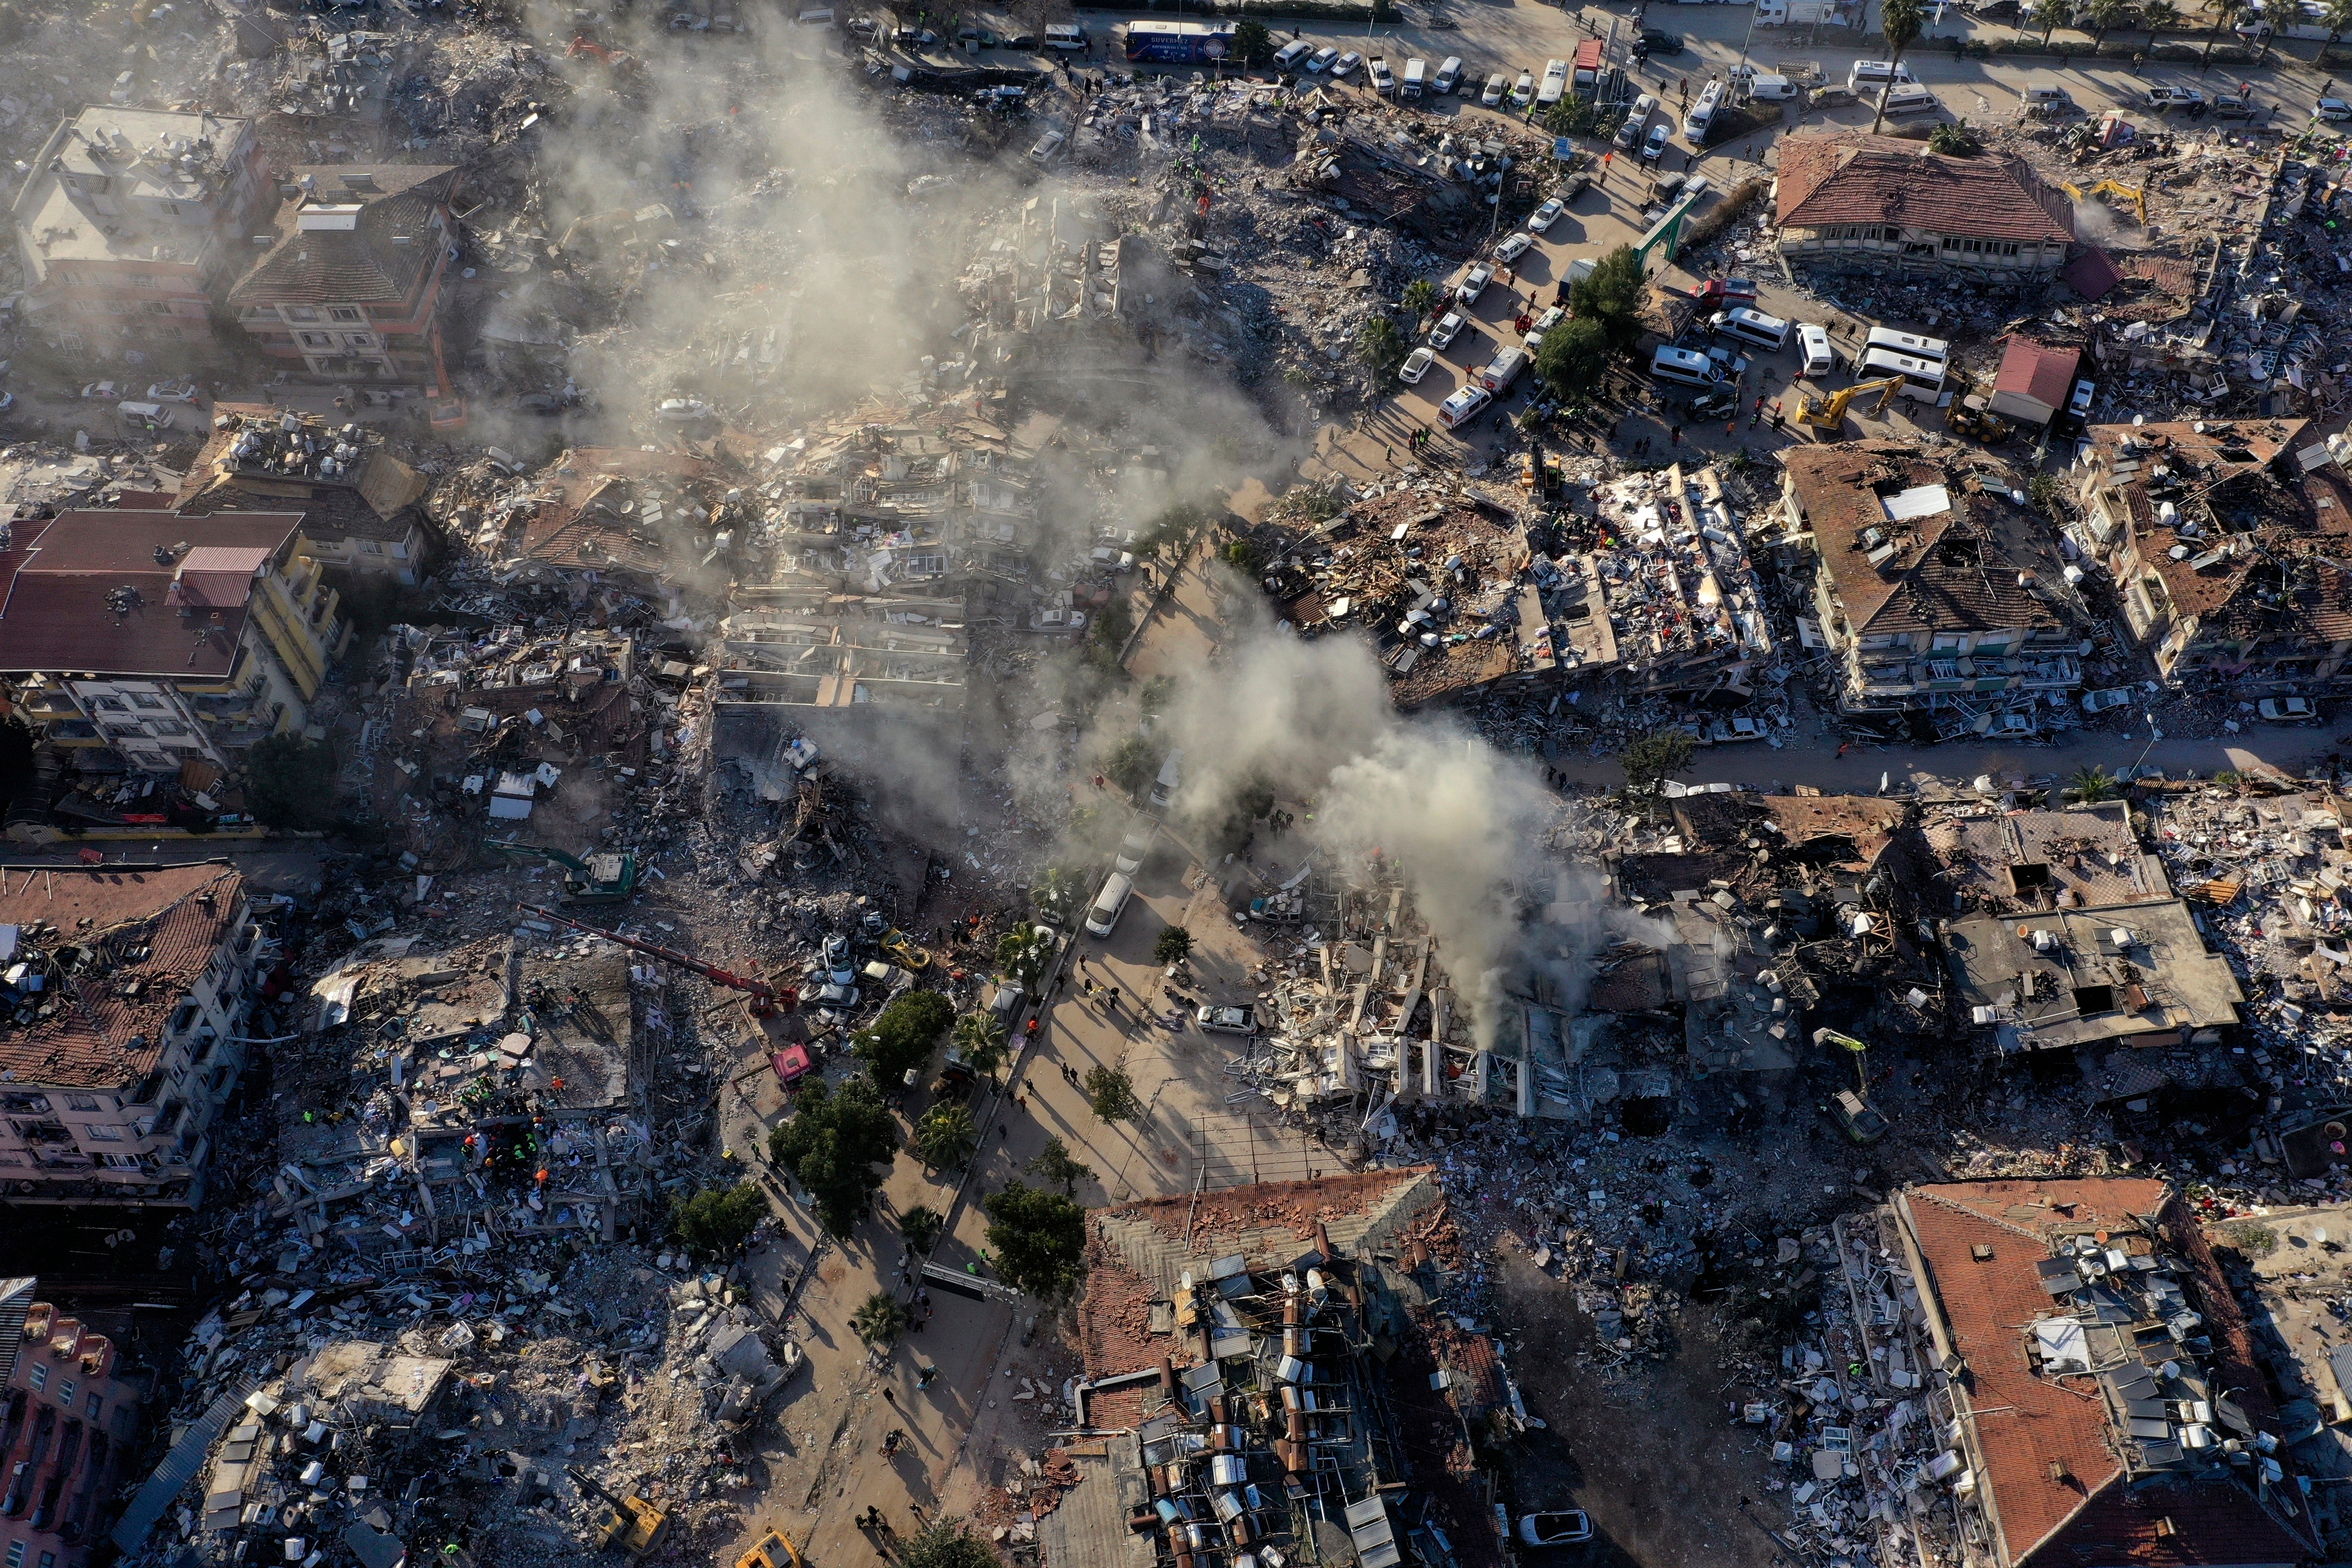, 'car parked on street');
1399,346,1437,383
1494,231,1532,264
1332,51,1362,77
2321,97,2352,120
1512,70,1534,104
1457,263,1494,304
2145,85,2206,109
1481,71,1507,106
1642,121,1672,160
2260,696,2320,723
1527,196,1565,232
1518,1513,1594,1547
1308,46,1338,72
1197,1004,1257,1034
1030,606,1088,633
1429,311,1465,349
2080,686,2137,714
